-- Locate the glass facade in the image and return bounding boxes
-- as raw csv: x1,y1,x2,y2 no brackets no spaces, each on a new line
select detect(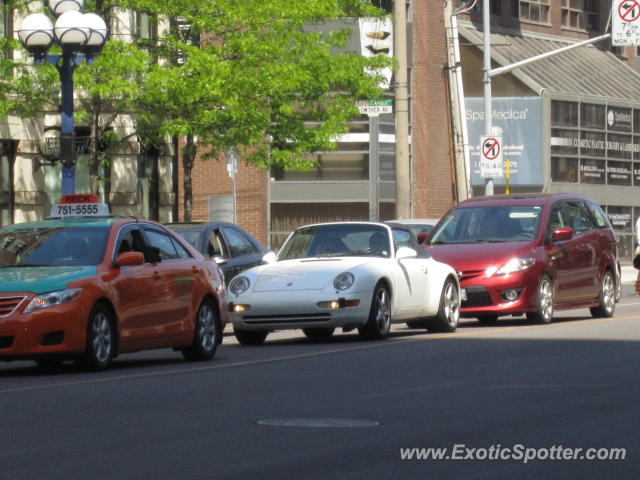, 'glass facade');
551,100,640,259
